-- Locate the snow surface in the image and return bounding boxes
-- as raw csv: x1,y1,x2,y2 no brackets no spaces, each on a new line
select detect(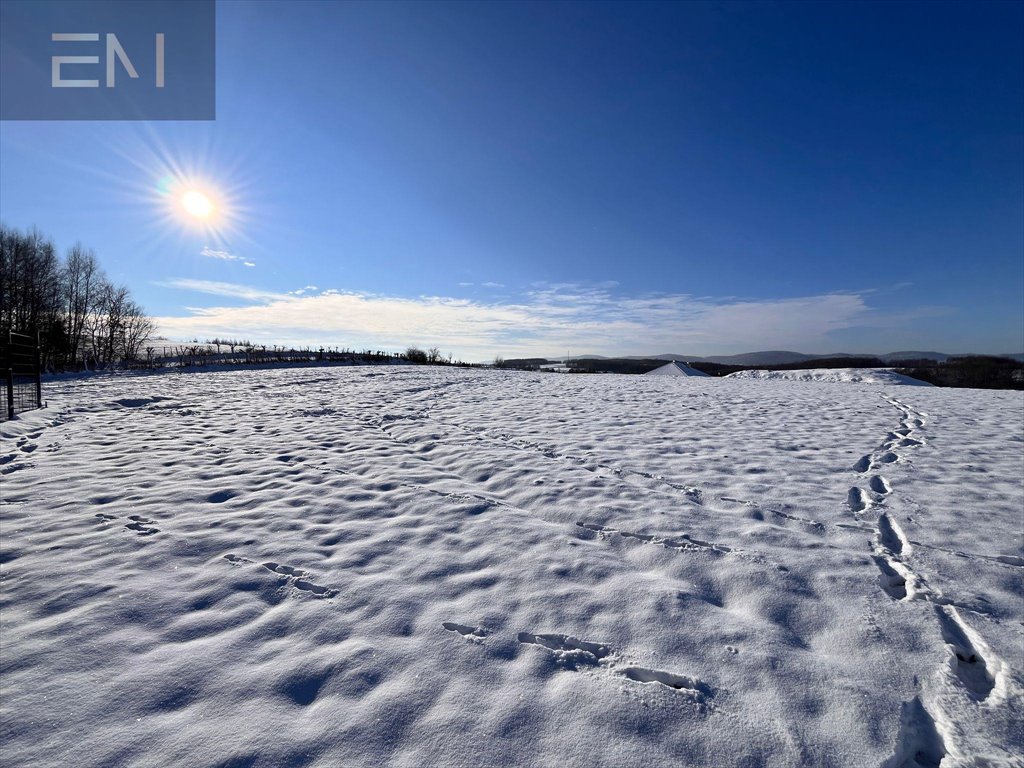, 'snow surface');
2,366,1022,767
725,368,934,386
645,361,711,377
